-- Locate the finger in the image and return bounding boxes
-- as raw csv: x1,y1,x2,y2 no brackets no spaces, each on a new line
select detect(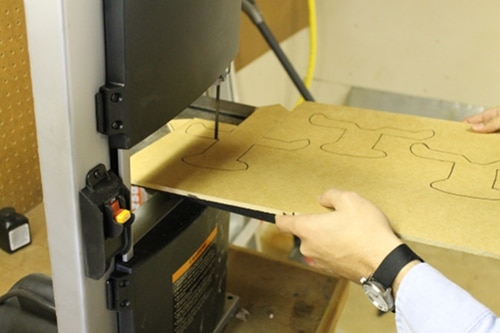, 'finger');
463,108,495,124
275,212,324,235
463,113,483,124
274,214,298,234
463,108,500,128
478,116,500,133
